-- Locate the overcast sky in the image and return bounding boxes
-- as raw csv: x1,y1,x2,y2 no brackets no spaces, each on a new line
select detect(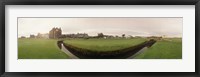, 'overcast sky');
18,17,182,37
